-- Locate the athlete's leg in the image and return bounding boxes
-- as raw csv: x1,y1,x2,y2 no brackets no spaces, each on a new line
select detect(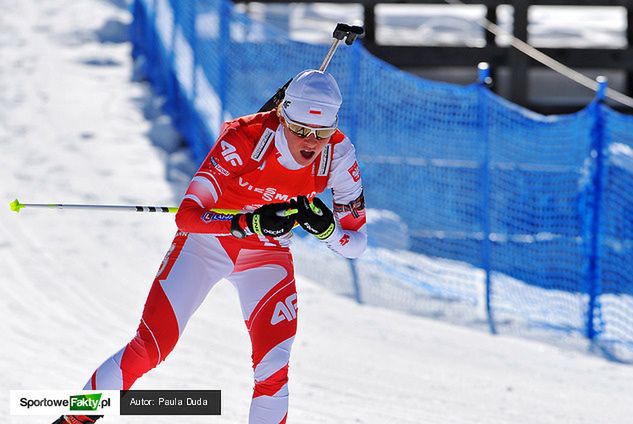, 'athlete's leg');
227,247,297,424
84,232,234,389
